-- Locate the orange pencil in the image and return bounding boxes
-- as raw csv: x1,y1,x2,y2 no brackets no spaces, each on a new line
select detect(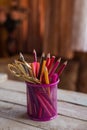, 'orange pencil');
31,62,37,77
